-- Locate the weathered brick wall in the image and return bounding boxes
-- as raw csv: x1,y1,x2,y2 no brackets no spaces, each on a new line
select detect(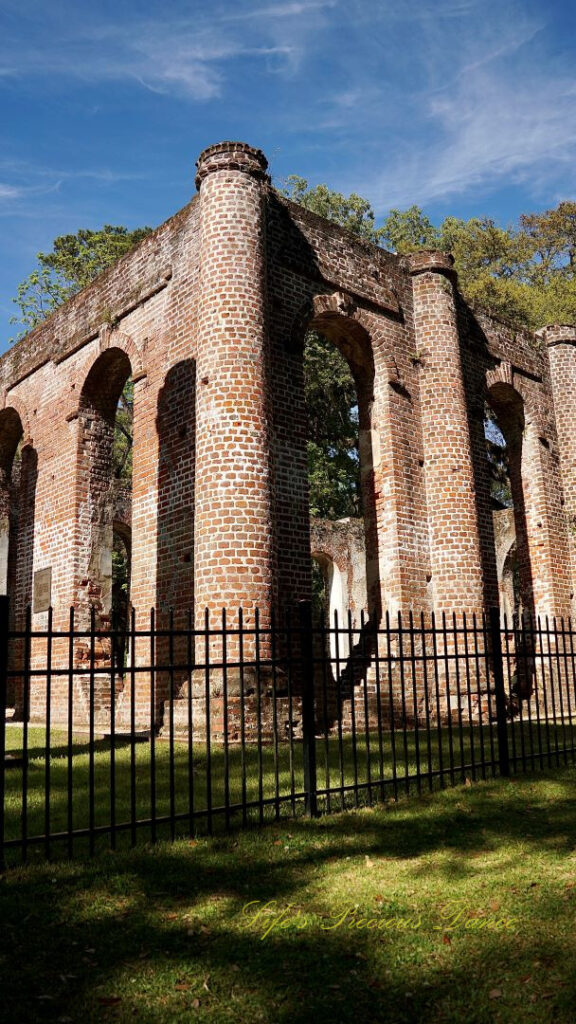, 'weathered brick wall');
1,139,575,724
